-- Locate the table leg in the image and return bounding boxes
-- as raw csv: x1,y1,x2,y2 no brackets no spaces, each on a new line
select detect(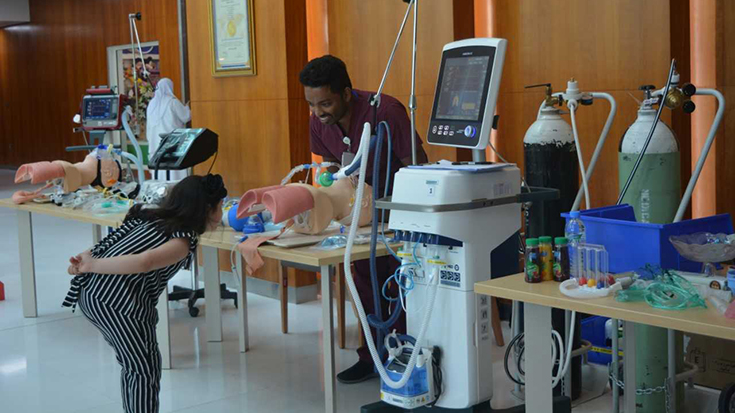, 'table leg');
612,318,620,413
236,255,249,352
203,246,222,342
279,263,288,334
524,303,553,413
156,287,172,369
321,265,336,413
92,224,102,244
623,321,637,413
336,265,346,349
17,211,37,318
490,297,504,347
511,300,522,397
563,310,572,397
